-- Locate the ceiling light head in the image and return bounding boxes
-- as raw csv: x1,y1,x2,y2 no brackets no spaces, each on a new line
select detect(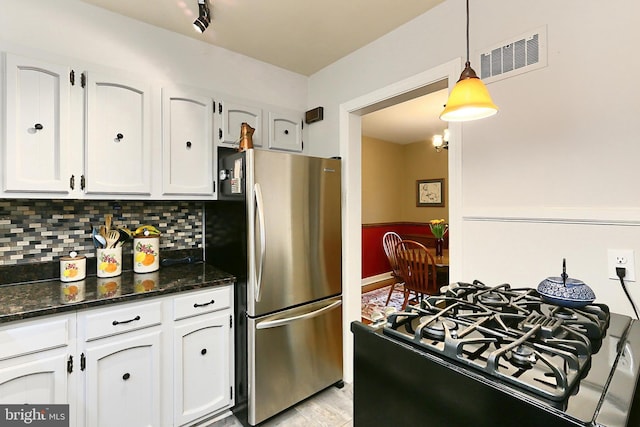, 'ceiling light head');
440,0,498,122
193,17,209,33
193,0,211,33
